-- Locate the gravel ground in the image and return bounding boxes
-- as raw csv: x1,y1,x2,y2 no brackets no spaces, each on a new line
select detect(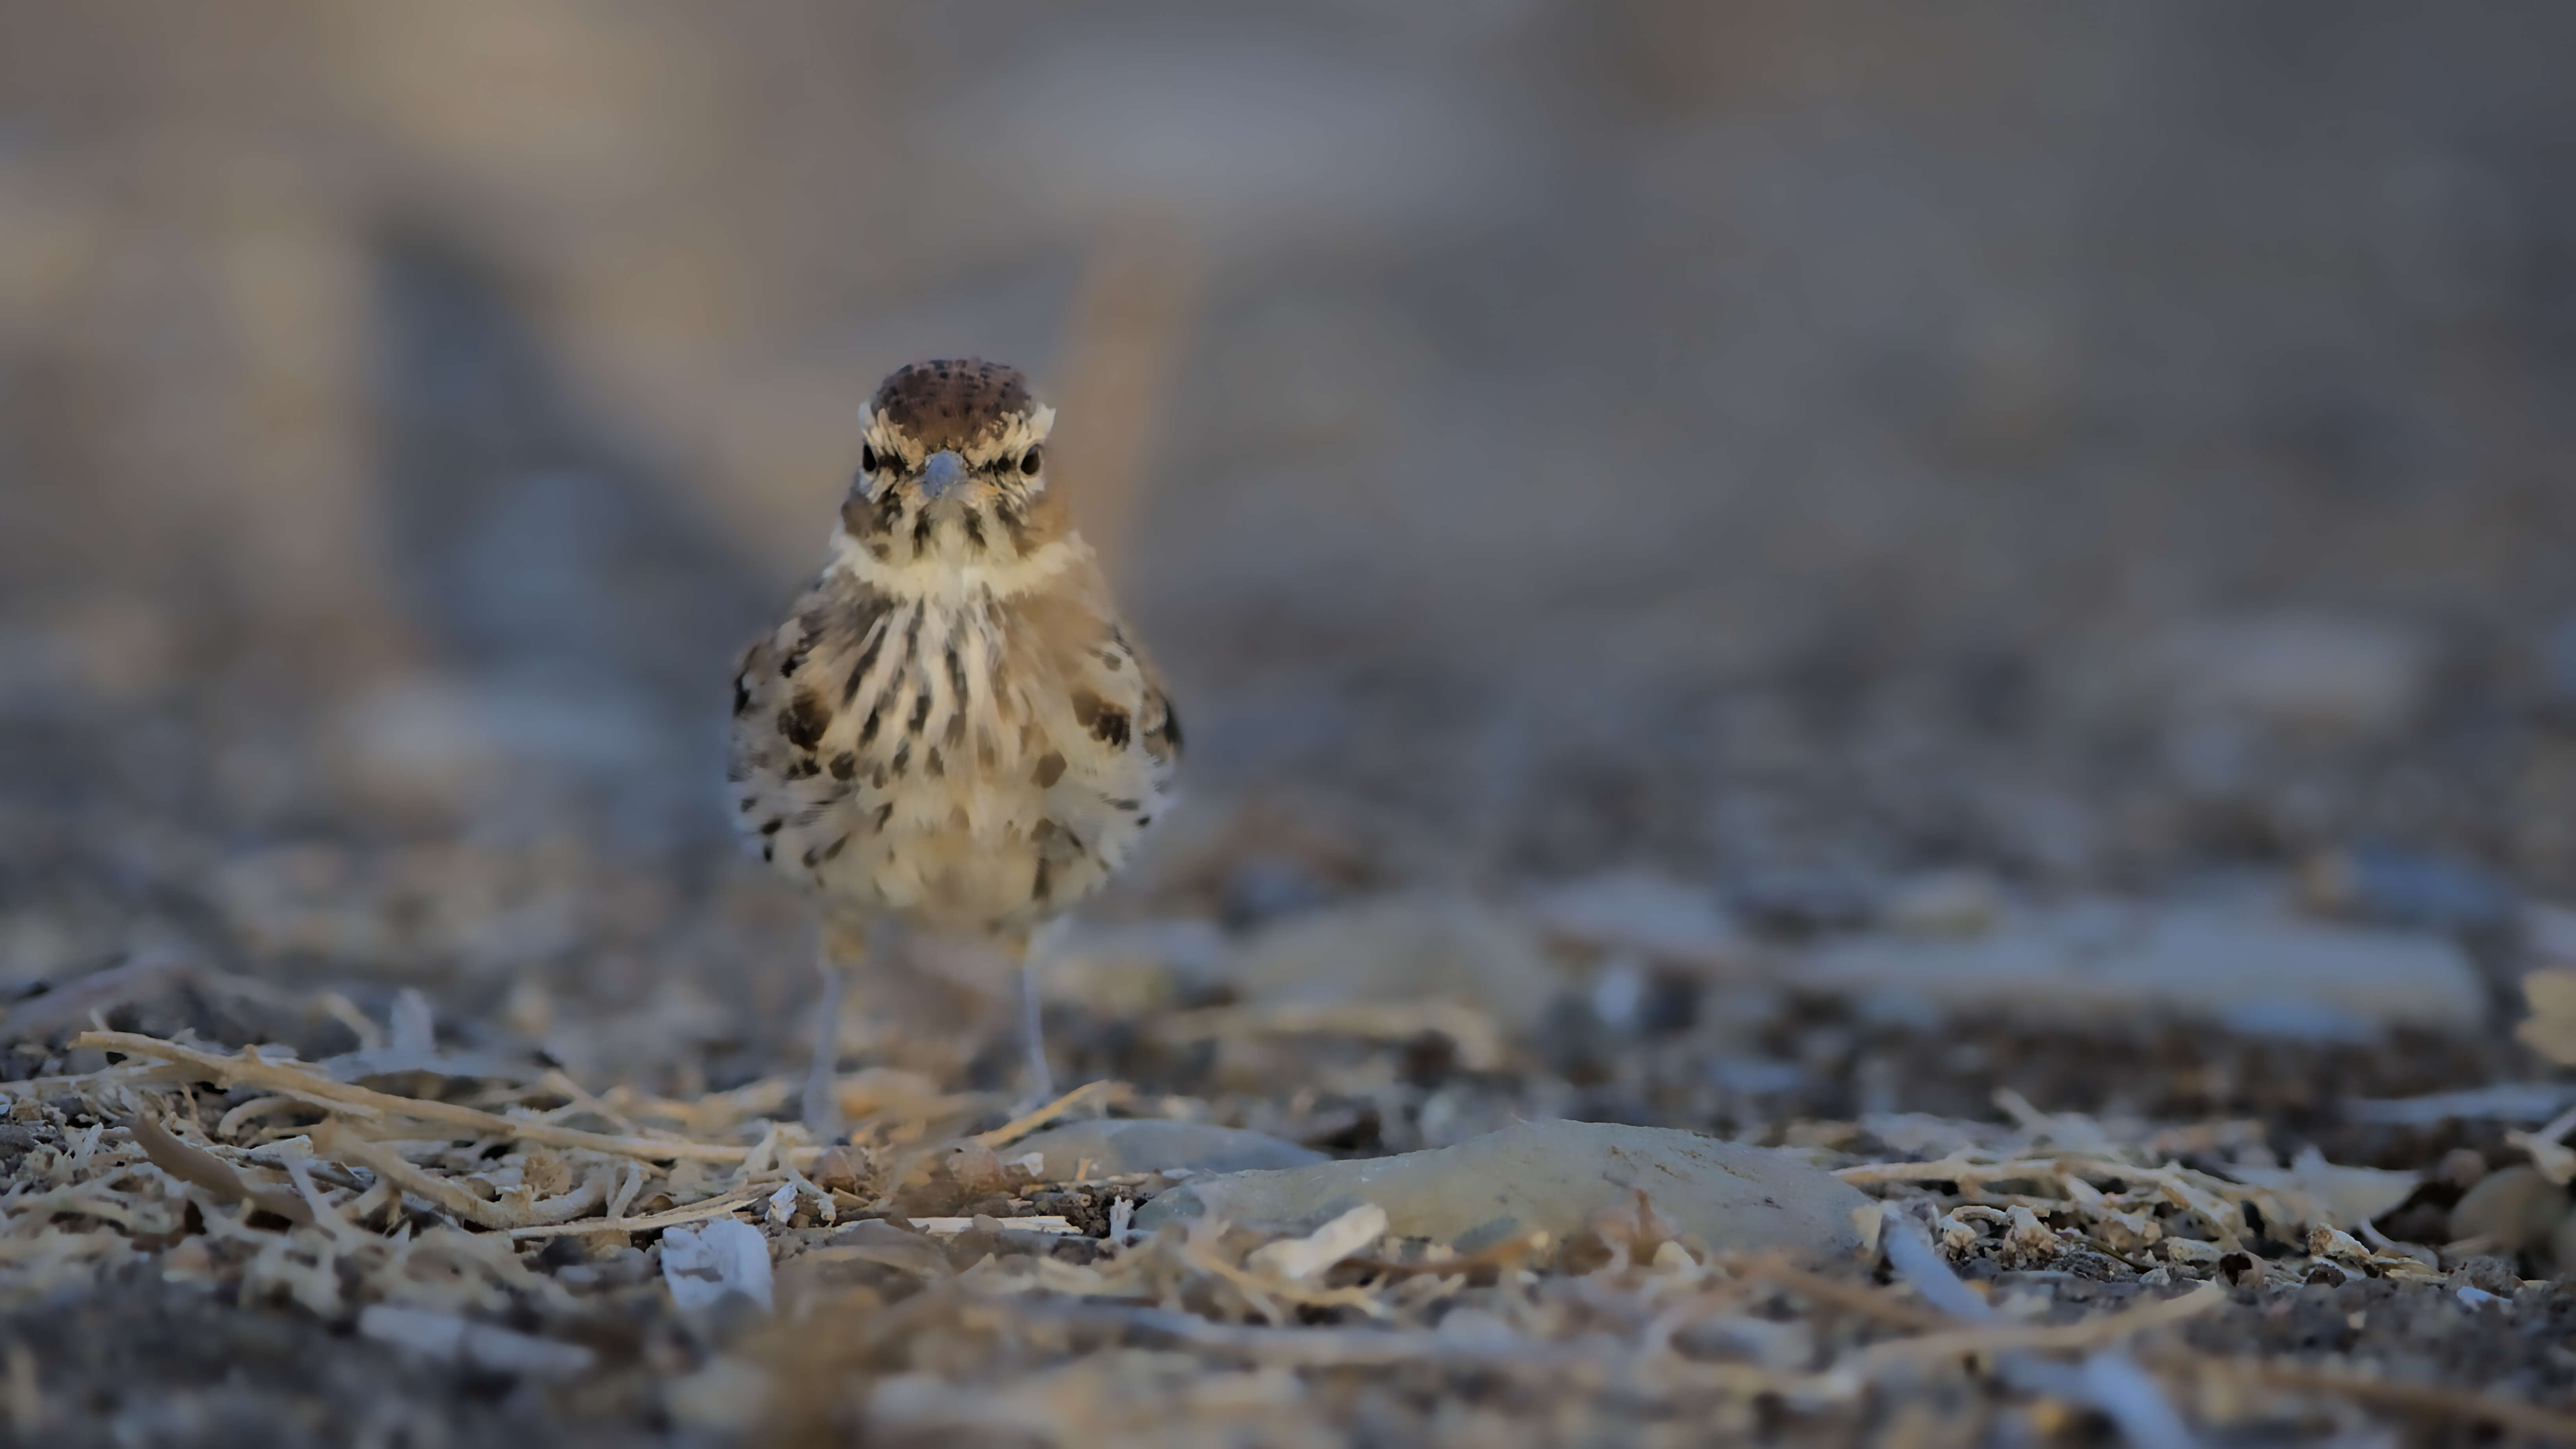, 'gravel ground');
7,4,2576,1444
